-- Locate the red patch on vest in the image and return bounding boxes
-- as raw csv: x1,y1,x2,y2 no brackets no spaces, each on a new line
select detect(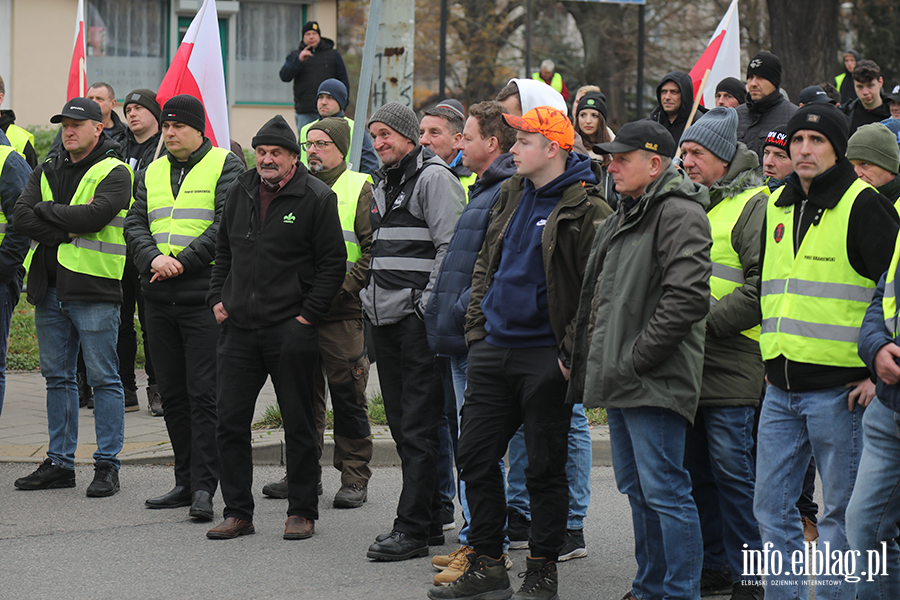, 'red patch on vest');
774,223,785,243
